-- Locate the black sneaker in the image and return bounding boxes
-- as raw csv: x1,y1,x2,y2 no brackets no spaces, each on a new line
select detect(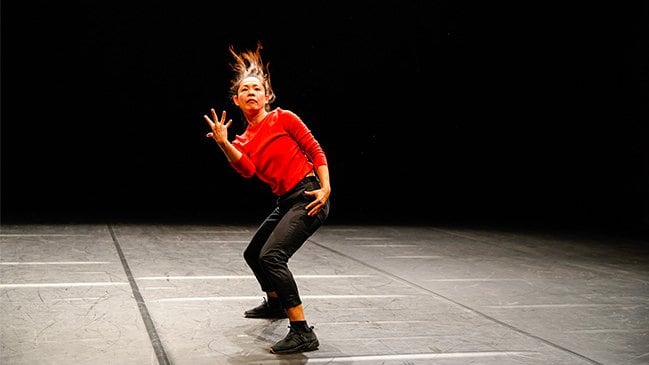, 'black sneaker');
269,326,319,354
244,298,287,319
